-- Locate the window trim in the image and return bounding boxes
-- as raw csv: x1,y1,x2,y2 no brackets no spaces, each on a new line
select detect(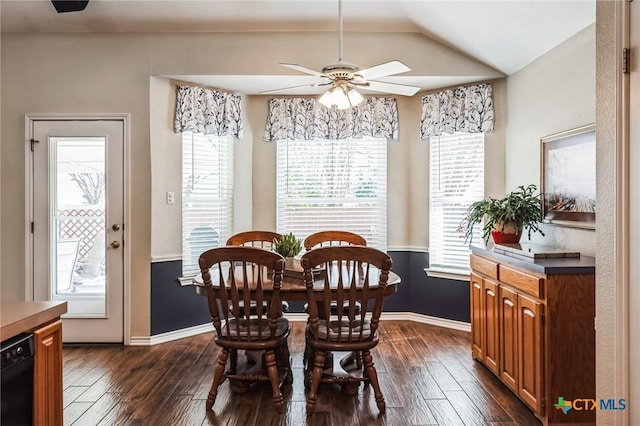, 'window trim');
424,267,470,282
